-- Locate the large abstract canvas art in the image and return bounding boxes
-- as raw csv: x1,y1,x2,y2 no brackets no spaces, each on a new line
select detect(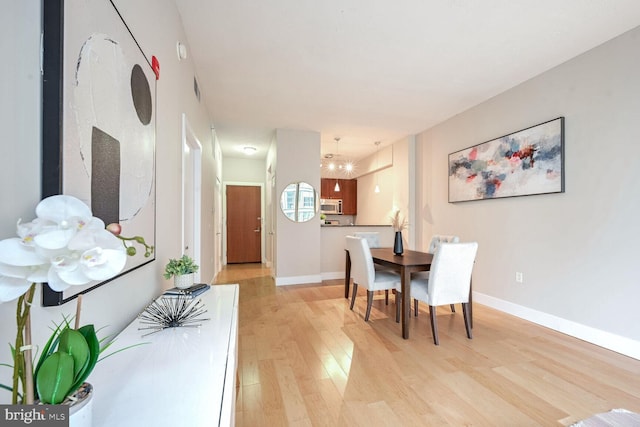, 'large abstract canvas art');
42,0,156,305
448,117,564,203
